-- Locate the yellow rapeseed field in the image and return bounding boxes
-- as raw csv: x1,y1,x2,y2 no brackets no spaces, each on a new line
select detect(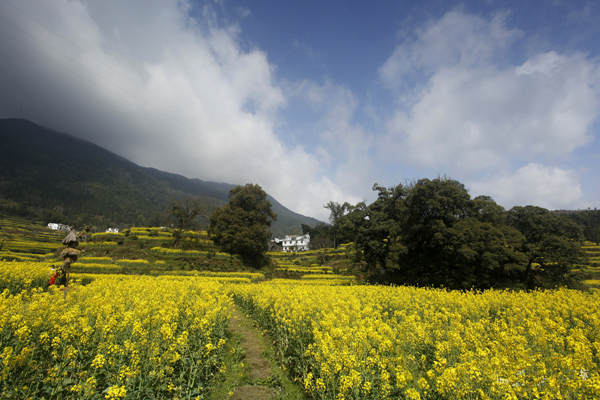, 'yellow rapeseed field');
0,261,53,294
150,247,230,258
78,257,113,264
70,263,123,274
0,272,231,399
3,260,600,399
234,282,600,400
